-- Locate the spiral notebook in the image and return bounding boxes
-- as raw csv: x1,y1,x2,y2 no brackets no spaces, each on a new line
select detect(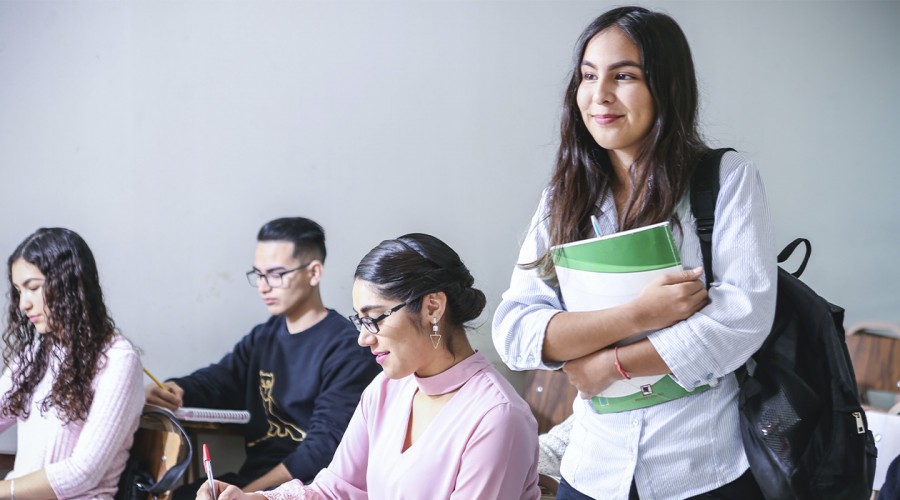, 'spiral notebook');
174,407,251,424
